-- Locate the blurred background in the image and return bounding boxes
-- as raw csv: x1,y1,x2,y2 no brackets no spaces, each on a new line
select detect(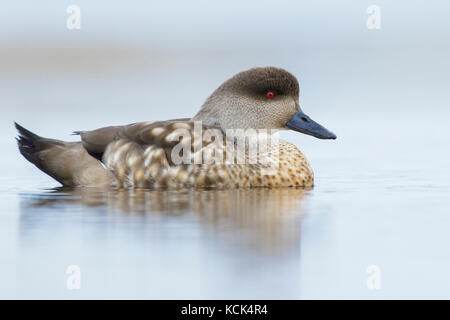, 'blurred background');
0,0,449,299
